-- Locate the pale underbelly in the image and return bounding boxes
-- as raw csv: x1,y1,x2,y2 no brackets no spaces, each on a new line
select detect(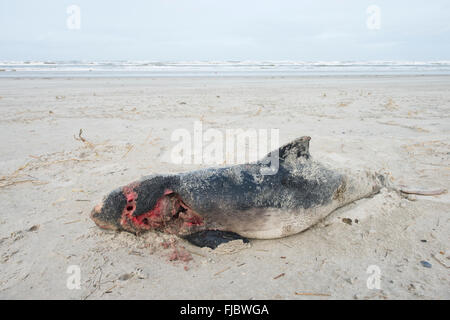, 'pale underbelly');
205,200,340,239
